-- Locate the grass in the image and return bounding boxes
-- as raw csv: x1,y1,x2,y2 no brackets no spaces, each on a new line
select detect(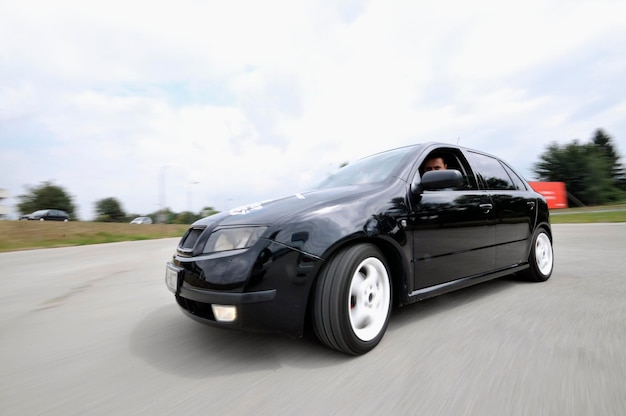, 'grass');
1,204,625,252
550,204,626,224
0,221,189,252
